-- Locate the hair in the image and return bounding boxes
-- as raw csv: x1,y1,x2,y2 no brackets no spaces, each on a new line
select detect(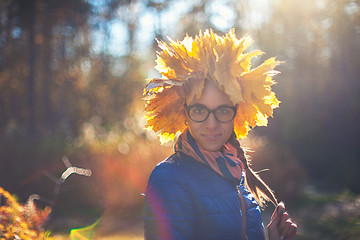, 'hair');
228,132,278,208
